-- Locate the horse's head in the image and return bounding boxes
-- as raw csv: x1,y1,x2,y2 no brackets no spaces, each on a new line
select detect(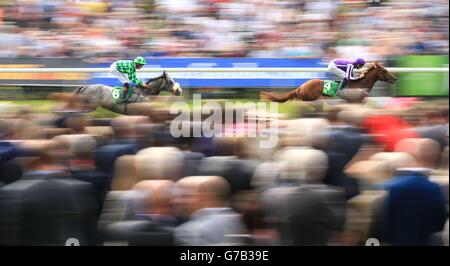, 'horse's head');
145,71,183,96
371,62,398,85
164,71,183,96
